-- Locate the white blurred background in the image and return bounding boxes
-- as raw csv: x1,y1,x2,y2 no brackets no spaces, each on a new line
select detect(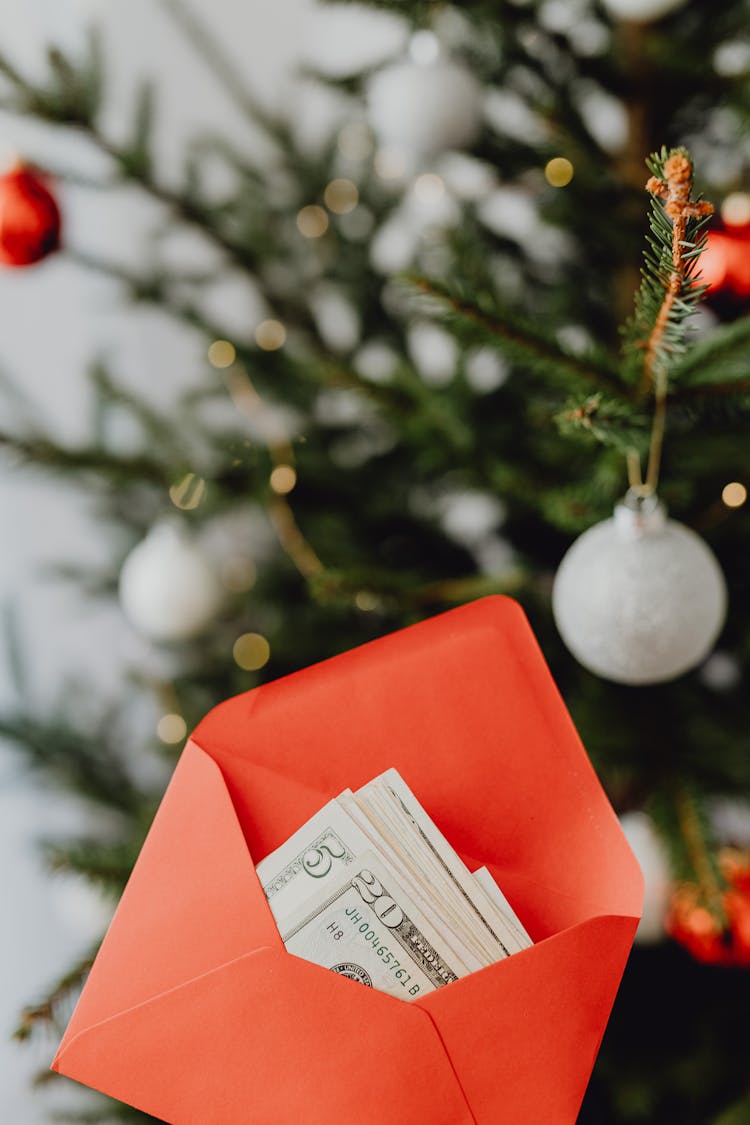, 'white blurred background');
0,0,382,1115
